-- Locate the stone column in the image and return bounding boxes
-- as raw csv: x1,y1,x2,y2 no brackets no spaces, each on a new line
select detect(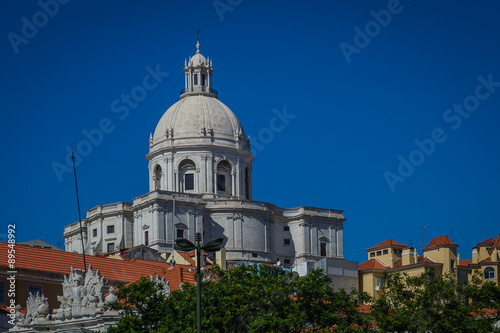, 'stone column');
337,228,344,258
311,225,318,256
